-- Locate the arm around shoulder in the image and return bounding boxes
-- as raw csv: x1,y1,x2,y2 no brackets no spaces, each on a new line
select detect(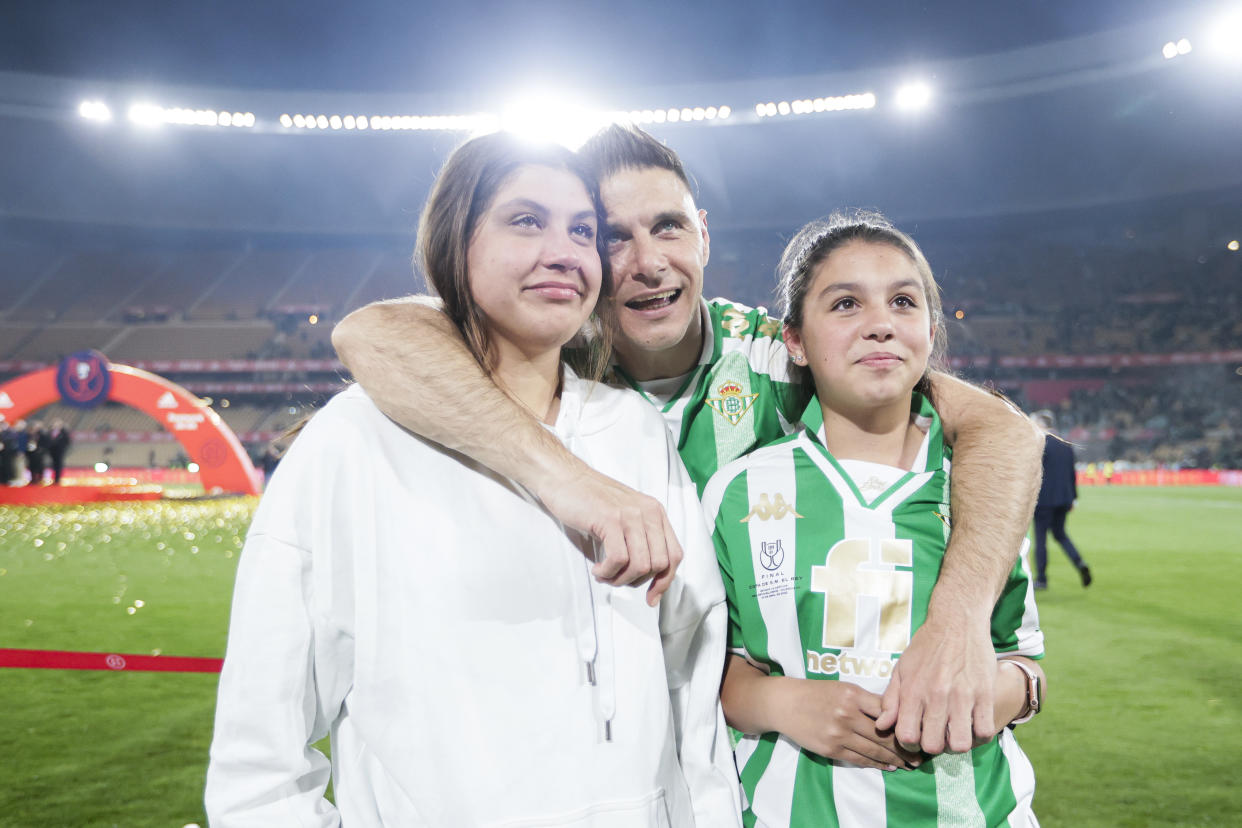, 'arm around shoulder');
333,298,685,597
